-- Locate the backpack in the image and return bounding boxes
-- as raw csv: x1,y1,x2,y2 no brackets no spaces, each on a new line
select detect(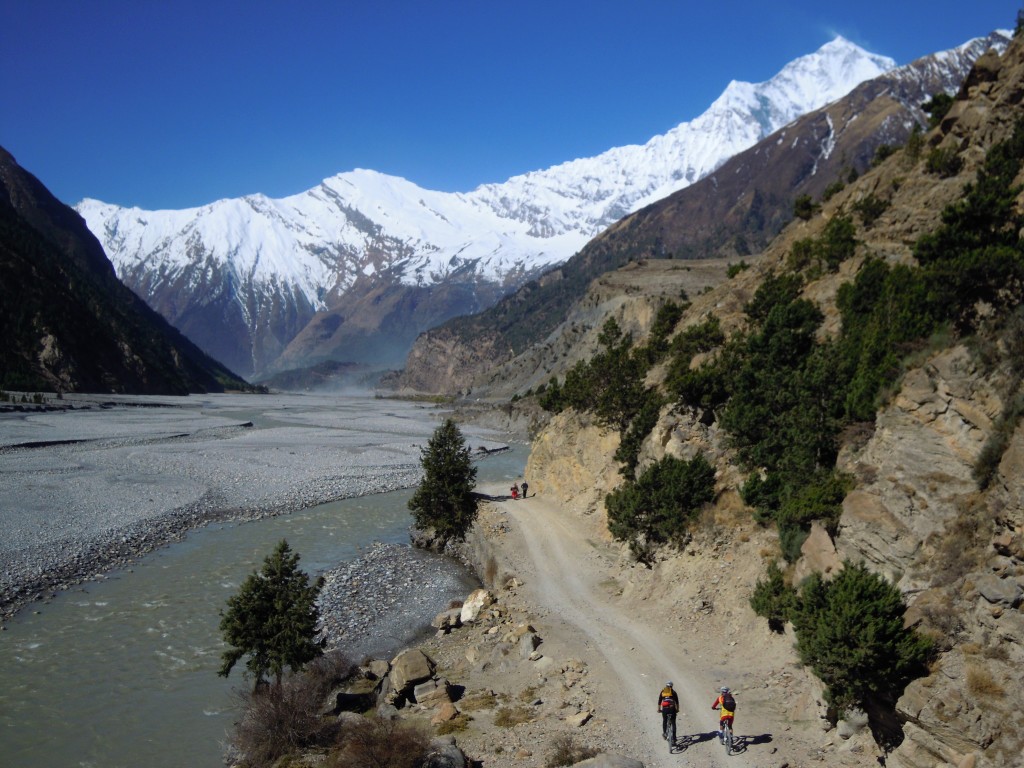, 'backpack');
721,692,736,711
660,689,676,711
